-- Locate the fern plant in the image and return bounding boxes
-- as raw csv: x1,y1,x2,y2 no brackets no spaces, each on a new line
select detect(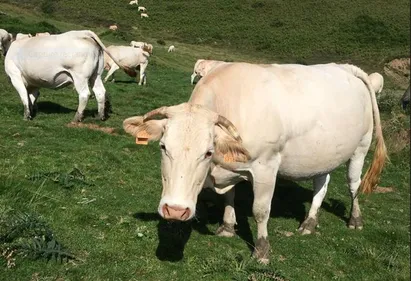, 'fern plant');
26,167,94,189
0,212,75,266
